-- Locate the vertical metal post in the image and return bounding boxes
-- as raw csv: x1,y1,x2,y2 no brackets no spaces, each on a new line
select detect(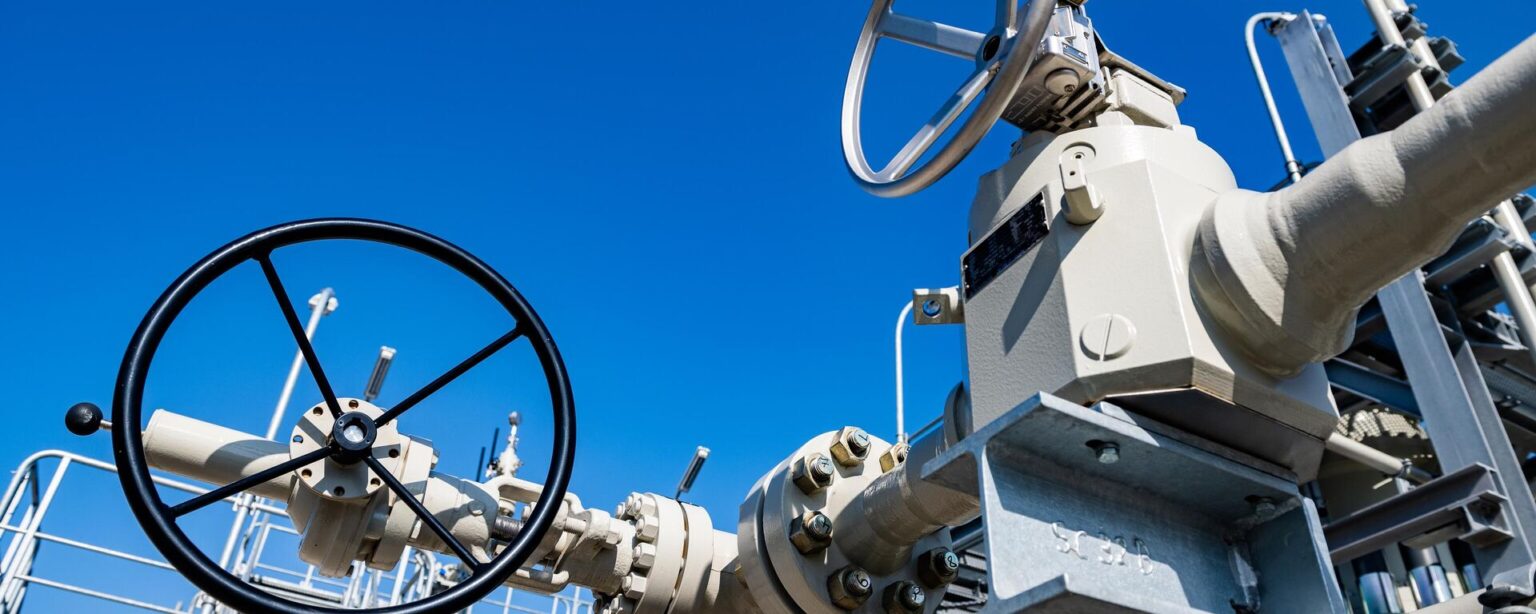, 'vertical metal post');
265,288,336,440
0,458,69,606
